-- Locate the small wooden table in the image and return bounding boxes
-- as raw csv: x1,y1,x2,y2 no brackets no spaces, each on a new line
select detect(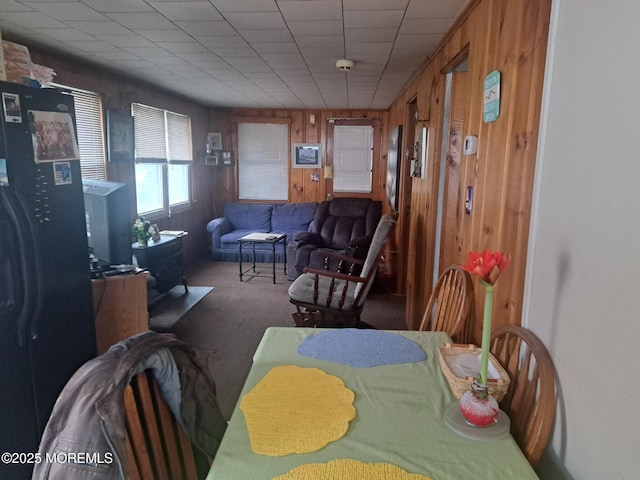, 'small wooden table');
92,272,148,354
237,233,287,283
